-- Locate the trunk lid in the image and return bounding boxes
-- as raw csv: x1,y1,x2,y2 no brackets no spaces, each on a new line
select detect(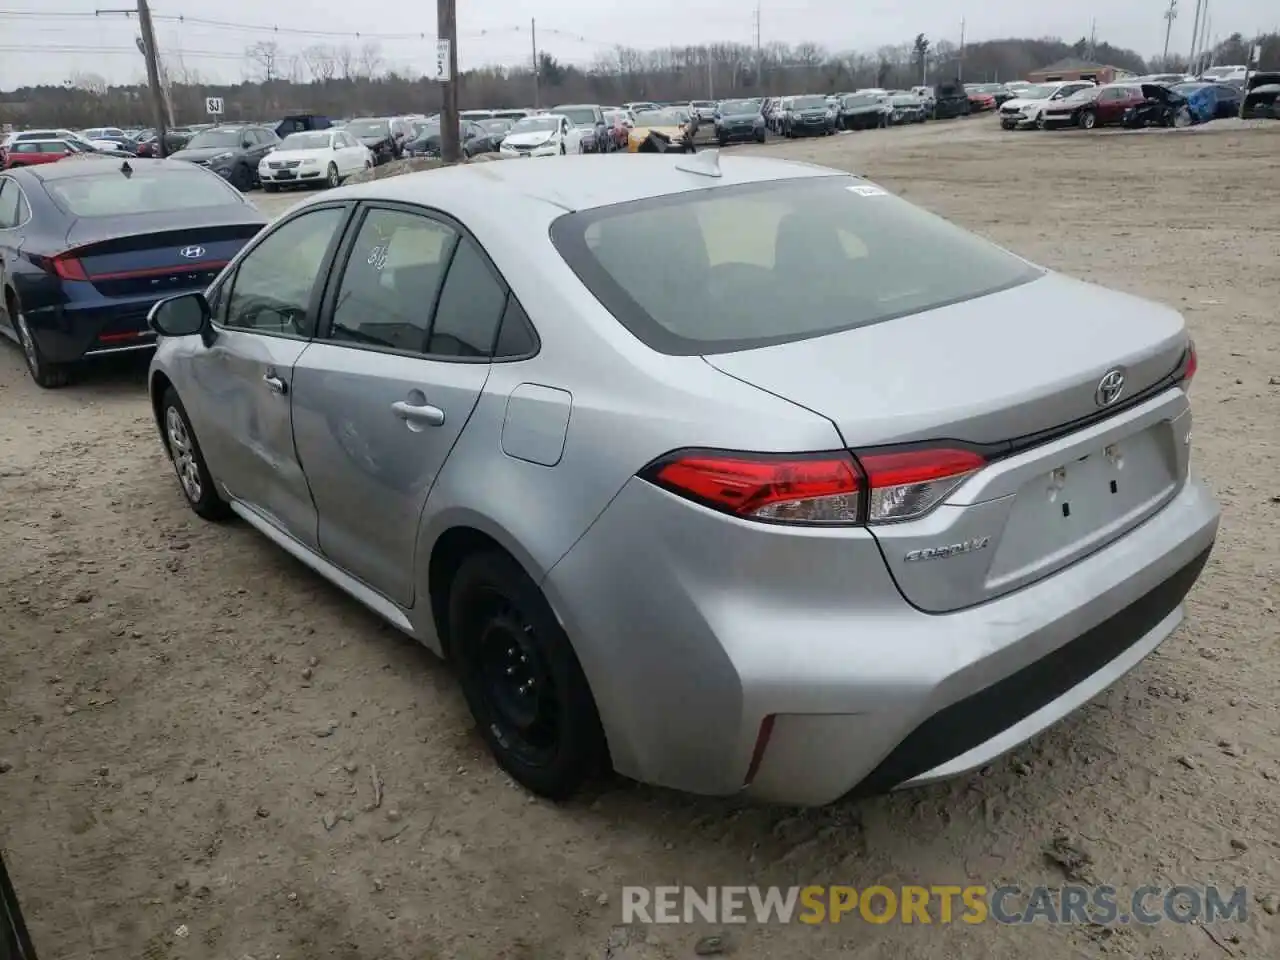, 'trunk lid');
705,271,1192,611
63,211,266,298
